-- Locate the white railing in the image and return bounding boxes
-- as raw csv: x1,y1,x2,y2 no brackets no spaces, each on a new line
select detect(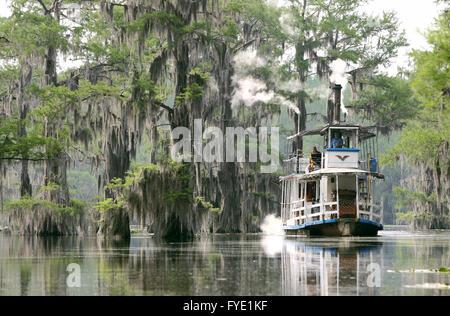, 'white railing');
287,199,382,226
288,200,339,225
282,175,383,227
282,157,310,174
322,202,339,221
358,201,382,222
